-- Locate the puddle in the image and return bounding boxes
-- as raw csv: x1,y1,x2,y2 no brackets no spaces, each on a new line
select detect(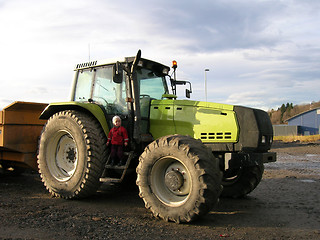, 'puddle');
265,152,320,175
299,179,316,183
305,154,319,157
